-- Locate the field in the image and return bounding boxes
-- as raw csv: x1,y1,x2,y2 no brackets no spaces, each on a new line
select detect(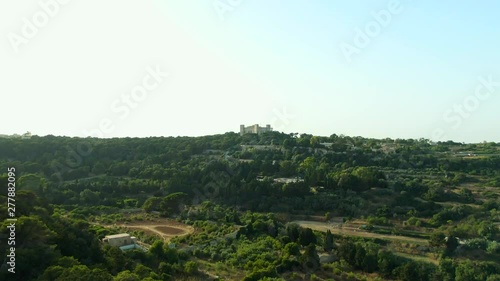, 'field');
292,220,428,245
102,218,194,241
